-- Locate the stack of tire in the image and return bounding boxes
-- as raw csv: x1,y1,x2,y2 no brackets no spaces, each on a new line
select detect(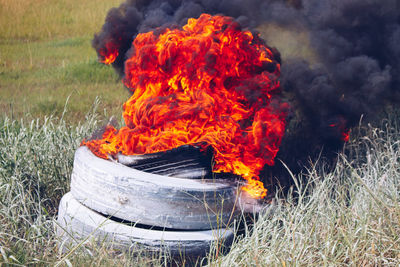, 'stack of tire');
57,146,240,258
